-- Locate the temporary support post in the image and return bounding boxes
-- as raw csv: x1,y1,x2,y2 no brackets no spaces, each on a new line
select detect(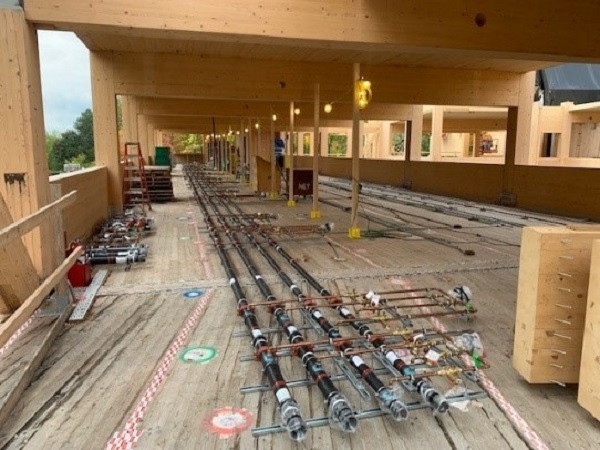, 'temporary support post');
91,52,121,210
349,63,361,238
311,83,321,219
0,5,55,279
288,102,296,207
